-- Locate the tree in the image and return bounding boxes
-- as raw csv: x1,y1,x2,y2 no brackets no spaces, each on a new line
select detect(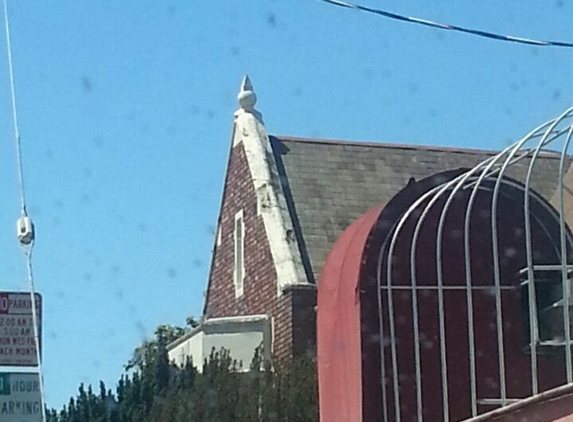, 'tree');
49,324,319,422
